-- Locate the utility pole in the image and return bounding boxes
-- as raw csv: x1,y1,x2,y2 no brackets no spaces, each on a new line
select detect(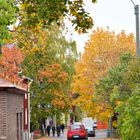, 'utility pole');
135,5,140,60
131,0,139,60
